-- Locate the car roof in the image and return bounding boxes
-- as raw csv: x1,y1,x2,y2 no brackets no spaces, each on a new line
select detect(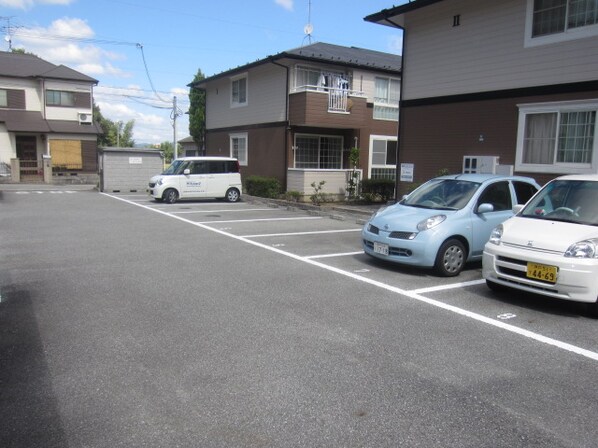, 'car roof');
435,173,537,184
553,174,598,182
175,156,237,161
